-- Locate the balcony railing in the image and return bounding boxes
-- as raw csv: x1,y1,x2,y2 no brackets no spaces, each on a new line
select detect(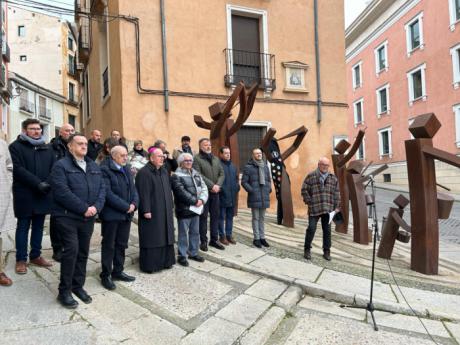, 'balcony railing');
224,48,276,91
20,100,35,114
0,65,5,88
102,66,109,98
78,19,90,63
2,41,10,63
68,62,76,76
39,108,52,121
